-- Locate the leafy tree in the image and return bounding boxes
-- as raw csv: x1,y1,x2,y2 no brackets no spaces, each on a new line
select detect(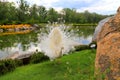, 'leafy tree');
0,1,17,24
29,4,39,23
17,0,29,23
46,8,59,22
38,6,47,23
0,0,110,24
62,8,79,23
6,2,18,24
